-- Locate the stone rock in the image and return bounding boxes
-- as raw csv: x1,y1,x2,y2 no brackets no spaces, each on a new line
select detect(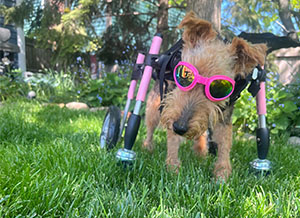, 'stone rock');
43,103,65,108
24,71,34,78
27,91,36,99
288,136,300,146
66,102,89,110
57,103,65,108
241,133,256,141
89,107,108,112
